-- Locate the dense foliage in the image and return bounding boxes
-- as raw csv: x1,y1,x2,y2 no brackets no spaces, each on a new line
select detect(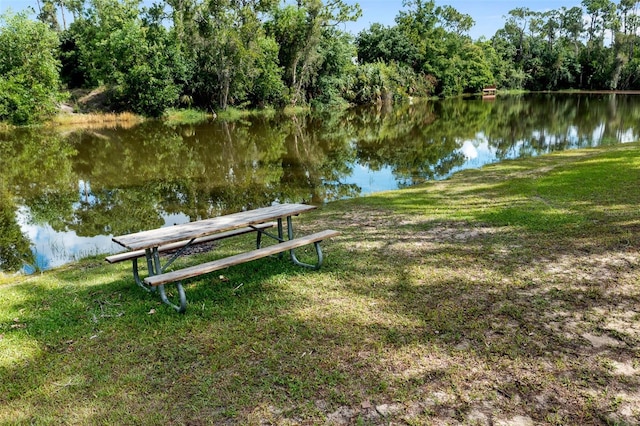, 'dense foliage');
0,13,65,125
2,0,640,121
491,2,640,91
